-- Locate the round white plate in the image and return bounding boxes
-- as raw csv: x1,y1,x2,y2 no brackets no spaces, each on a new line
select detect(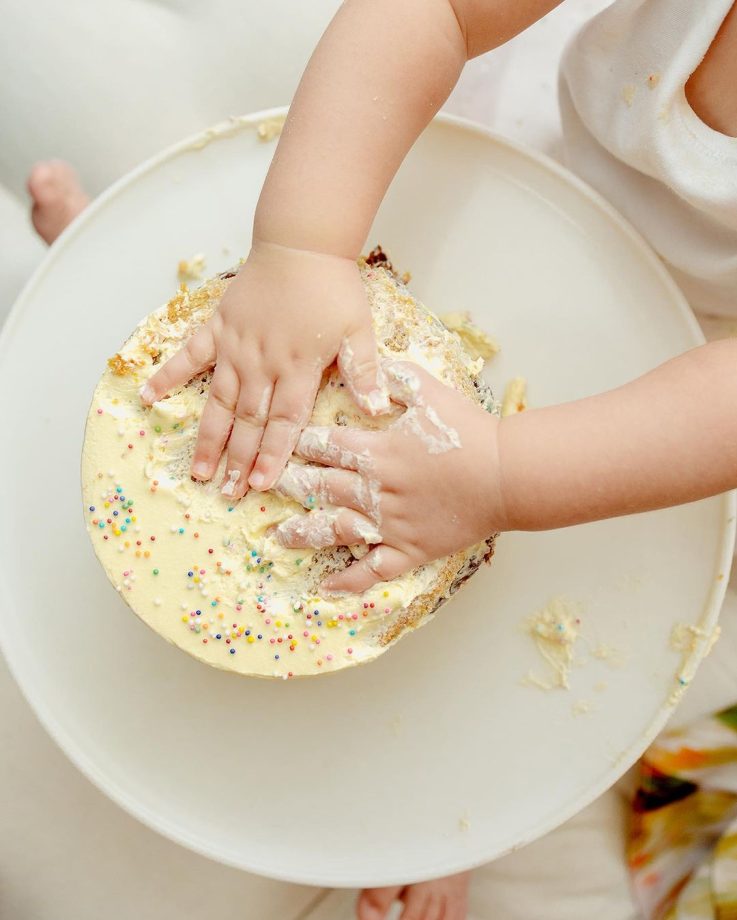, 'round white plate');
1,109,733,887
